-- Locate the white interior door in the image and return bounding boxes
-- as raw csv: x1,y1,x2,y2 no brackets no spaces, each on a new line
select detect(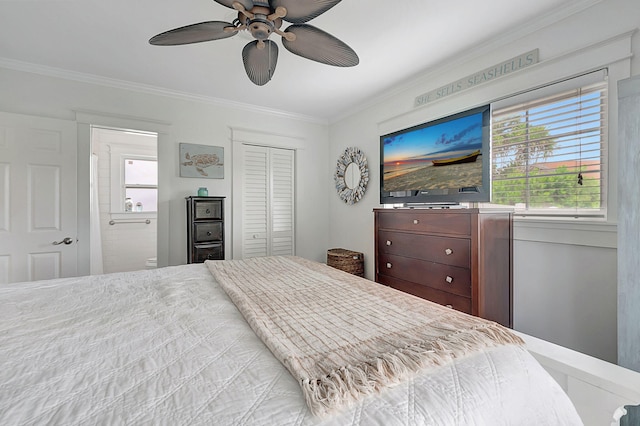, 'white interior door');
0,112,78,284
